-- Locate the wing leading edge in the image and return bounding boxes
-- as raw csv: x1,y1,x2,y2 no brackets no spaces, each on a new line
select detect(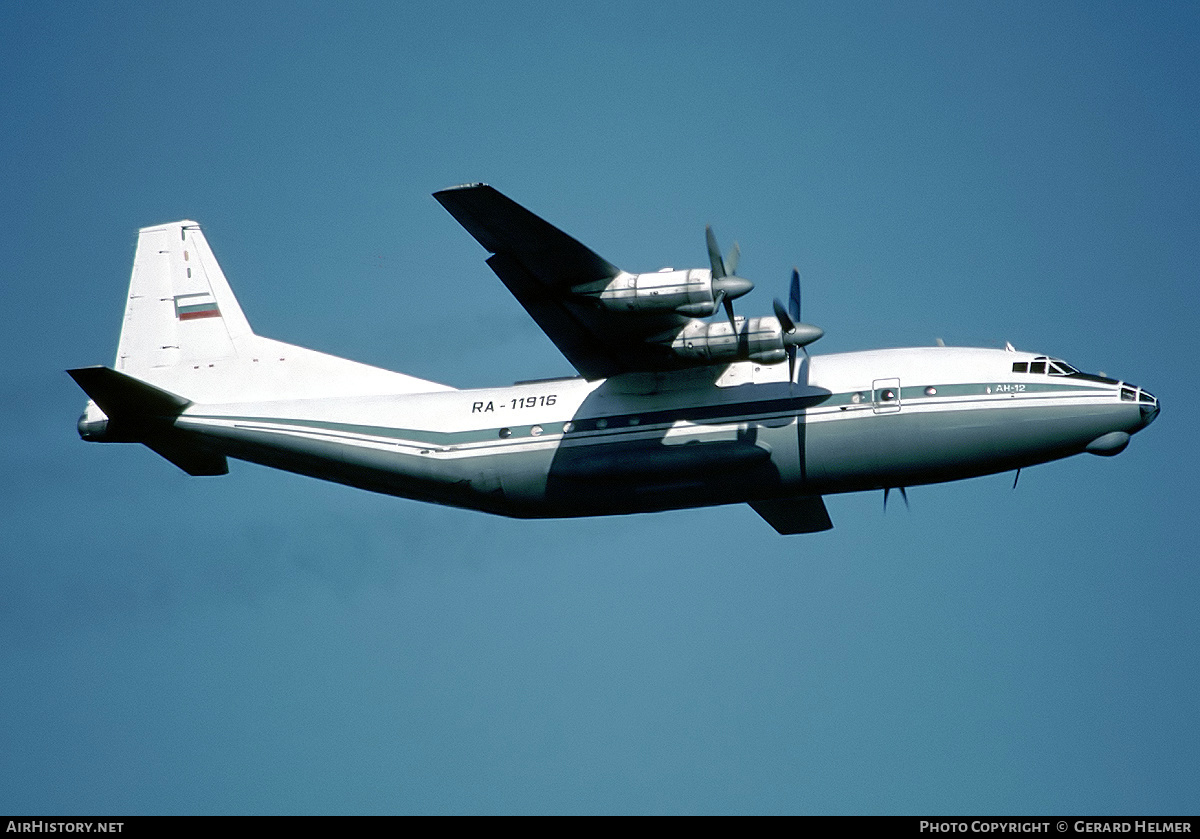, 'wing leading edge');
433,183,619,284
